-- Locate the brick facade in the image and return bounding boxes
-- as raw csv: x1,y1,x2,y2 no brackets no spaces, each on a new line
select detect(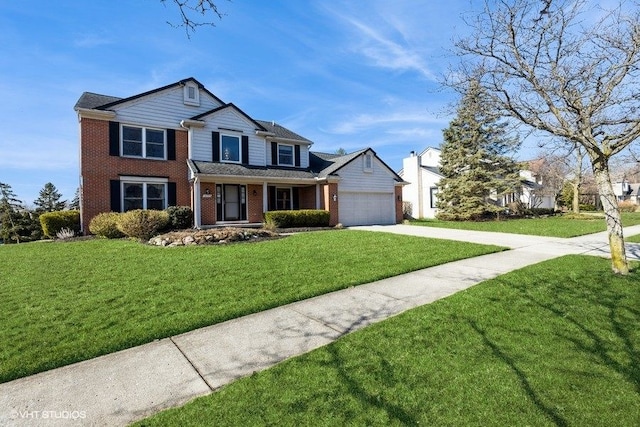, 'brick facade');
395,186,403,223
79,118,190,232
